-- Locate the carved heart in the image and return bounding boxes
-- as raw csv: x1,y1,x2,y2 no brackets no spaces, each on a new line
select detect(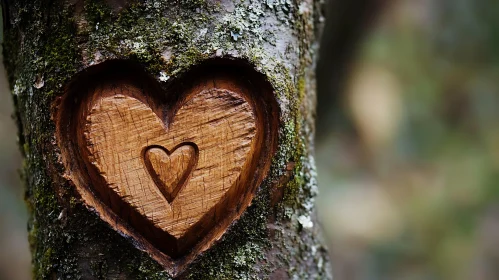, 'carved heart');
55,61,278,276
85,90,256,239
143,144,198,204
